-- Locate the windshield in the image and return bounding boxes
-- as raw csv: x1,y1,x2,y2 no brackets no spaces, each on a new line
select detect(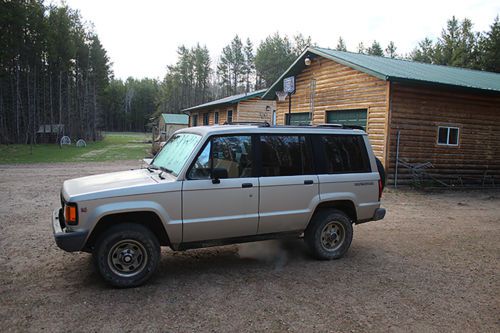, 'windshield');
152,133,201,176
